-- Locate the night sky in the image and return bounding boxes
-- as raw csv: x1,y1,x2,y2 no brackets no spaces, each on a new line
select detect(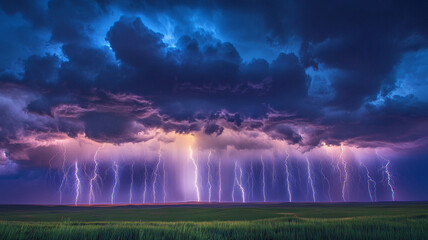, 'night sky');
0,0,428,204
